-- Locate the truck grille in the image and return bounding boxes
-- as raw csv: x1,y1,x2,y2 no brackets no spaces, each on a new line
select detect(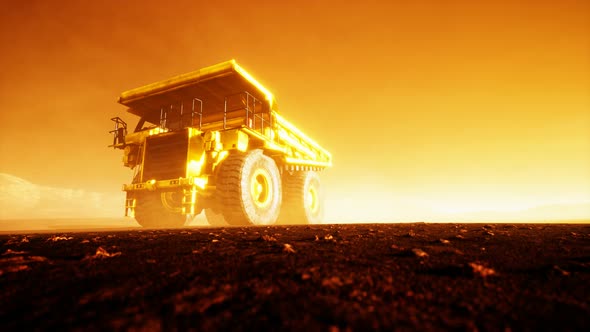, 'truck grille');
142,131,188,181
